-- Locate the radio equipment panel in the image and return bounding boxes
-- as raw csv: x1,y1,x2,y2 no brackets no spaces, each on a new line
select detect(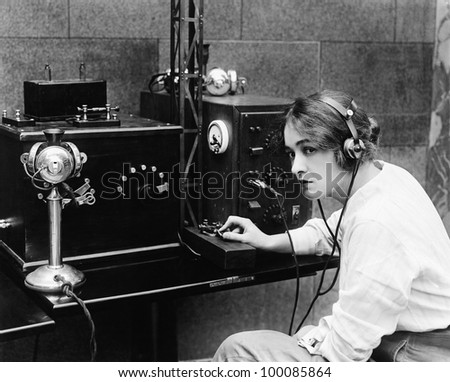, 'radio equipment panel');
141,91,312,269
200,95,311,235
